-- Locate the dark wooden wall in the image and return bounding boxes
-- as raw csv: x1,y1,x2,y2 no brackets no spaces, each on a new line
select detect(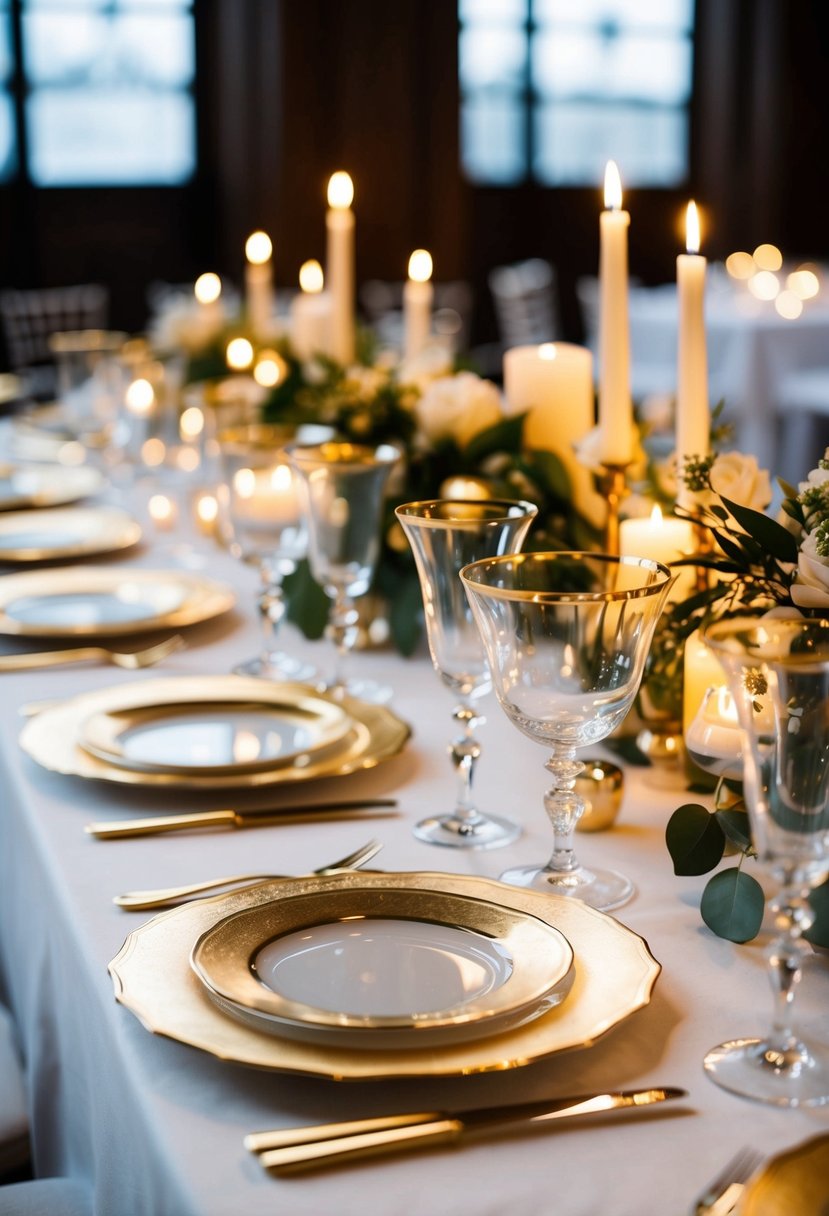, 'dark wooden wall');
1,0,829,353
